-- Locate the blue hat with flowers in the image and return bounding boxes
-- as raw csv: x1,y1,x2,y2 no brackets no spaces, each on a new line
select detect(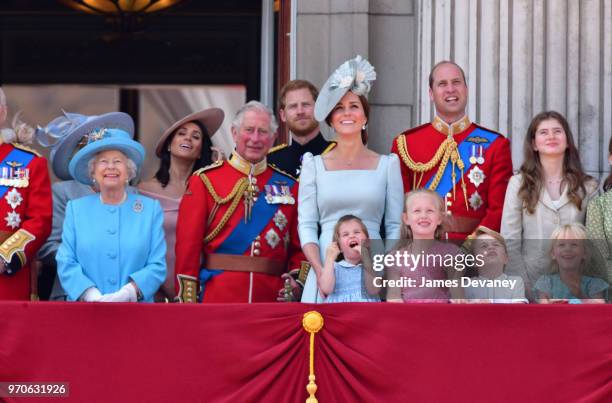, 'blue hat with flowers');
314,55,376,122
68,127,145,186
35,111,134,180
